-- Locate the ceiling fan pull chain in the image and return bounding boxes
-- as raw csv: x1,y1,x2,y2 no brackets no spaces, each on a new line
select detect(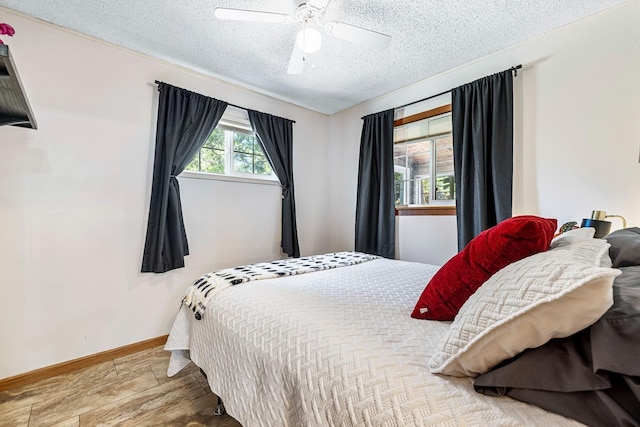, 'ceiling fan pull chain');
302,20,307,52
